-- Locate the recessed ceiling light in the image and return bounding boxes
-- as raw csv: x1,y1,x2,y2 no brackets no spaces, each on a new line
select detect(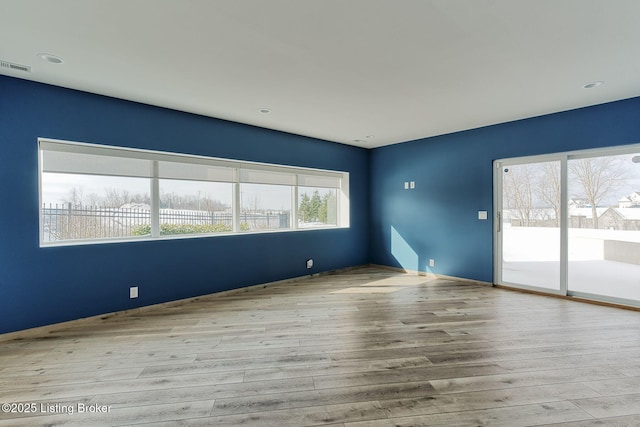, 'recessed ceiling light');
38,53,64,64
583,81,604,89
353,139,367,144
259,108,271,114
